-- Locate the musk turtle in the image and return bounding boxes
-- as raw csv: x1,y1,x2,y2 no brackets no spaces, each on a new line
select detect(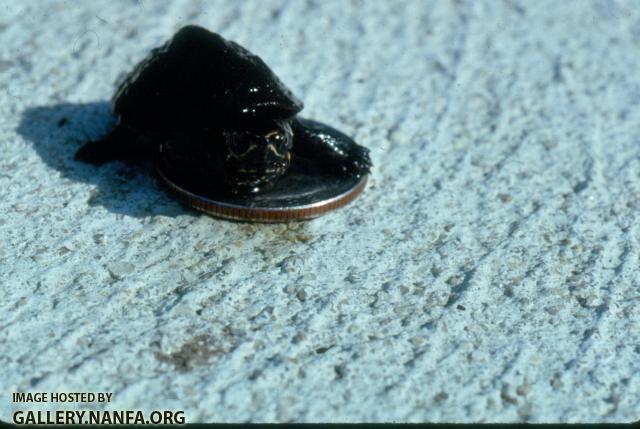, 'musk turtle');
76,25,371,198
